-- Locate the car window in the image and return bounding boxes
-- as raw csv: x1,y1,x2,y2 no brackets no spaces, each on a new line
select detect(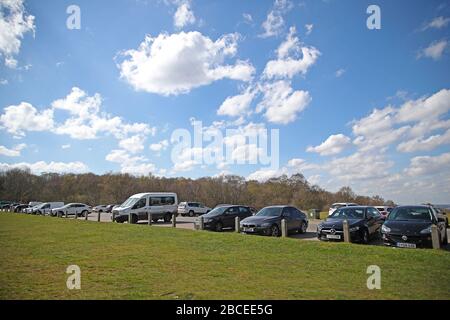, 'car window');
239,207,250,215
135,198,146,209
226,207,239,214
371,208,381,217
162,197,175,205
151,197,161,206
